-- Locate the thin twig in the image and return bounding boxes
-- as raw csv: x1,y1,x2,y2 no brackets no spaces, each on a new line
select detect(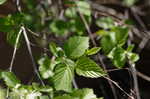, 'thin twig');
77,4,119,99
22,26,45,86
129,62,141,99
6,28,23,98
73,79,78,89
137,71,150,82
9,28,23,72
